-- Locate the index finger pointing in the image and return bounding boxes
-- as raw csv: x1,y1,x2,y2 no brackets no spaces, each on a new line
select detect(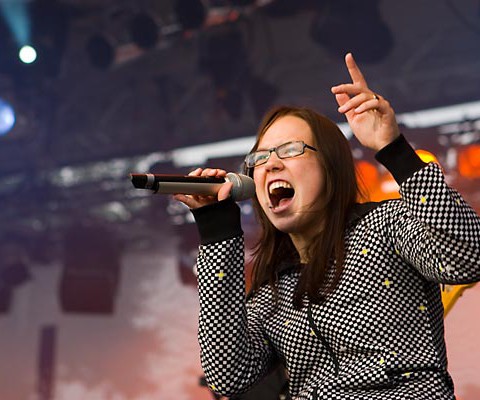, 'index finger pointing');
345,53,367,86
